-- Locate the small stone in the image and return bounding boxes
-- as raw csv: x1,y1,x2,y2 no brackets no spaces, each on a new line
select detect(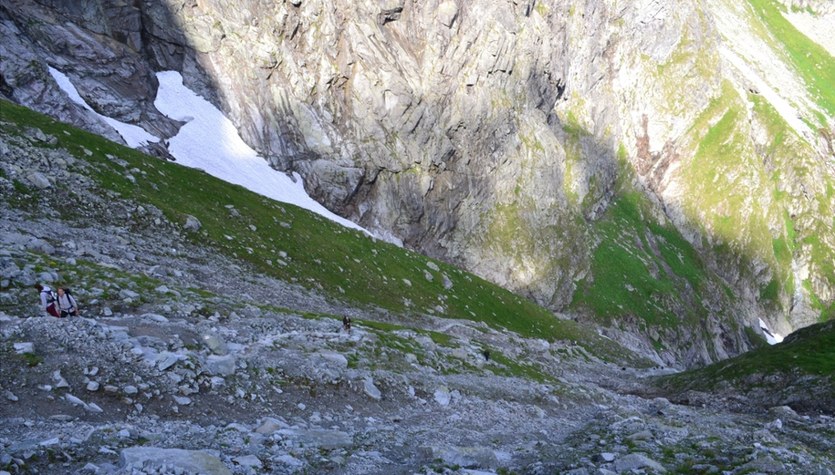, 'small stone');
364,377,382,400
86,381,100,391
14,342,35,354
4,391,19,402
86,403,103,413
27,172,51,189
234,455,262,469
627,430,653,441
255,418,285,435
601,452,617,462
202,333,228,355
104,385,119,393
184,215,202,231
119,289,140,300
143,313,168,322
614,453,666,473
53,370,69,389
766,419,783,431
123,385,138,395
65,394,86,406
174,396,192,405
434,387,451,406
